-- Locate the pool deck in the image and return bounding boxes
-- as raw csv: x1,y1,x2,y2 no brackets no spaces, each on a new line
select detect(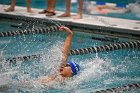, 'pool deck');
0,4,140,35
